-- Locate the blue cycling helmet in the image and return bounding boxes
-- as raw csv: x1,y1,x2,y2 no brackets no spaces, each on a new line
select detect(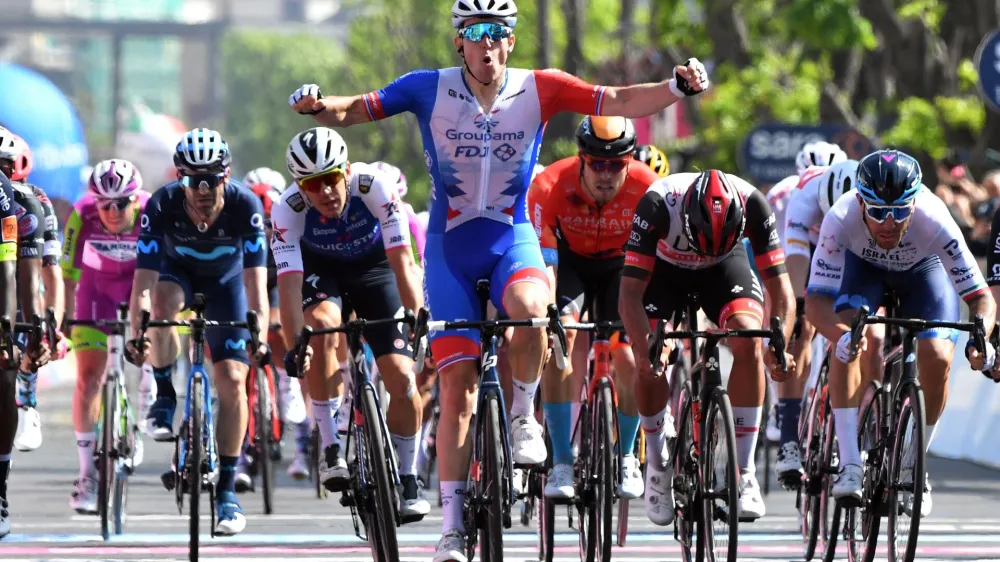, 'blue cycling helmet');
856,149,922,205
174,128,232,175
